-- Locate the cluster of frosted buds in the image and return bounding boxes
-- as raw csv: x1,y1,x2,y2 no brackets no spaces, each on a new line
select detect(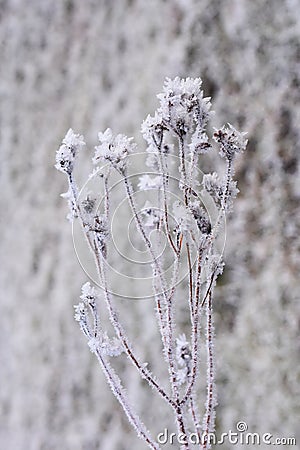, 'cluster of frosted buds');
145,152,160,171
189,201,212,235
93,128,136,174
141,77,211,152
140,113,165,171
157,77,212,136
141,201,161,229
141,78,212,169
92,214,109,258
213,123,248,161
55,128,85,174
202,172,239,212
176,334,192,386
